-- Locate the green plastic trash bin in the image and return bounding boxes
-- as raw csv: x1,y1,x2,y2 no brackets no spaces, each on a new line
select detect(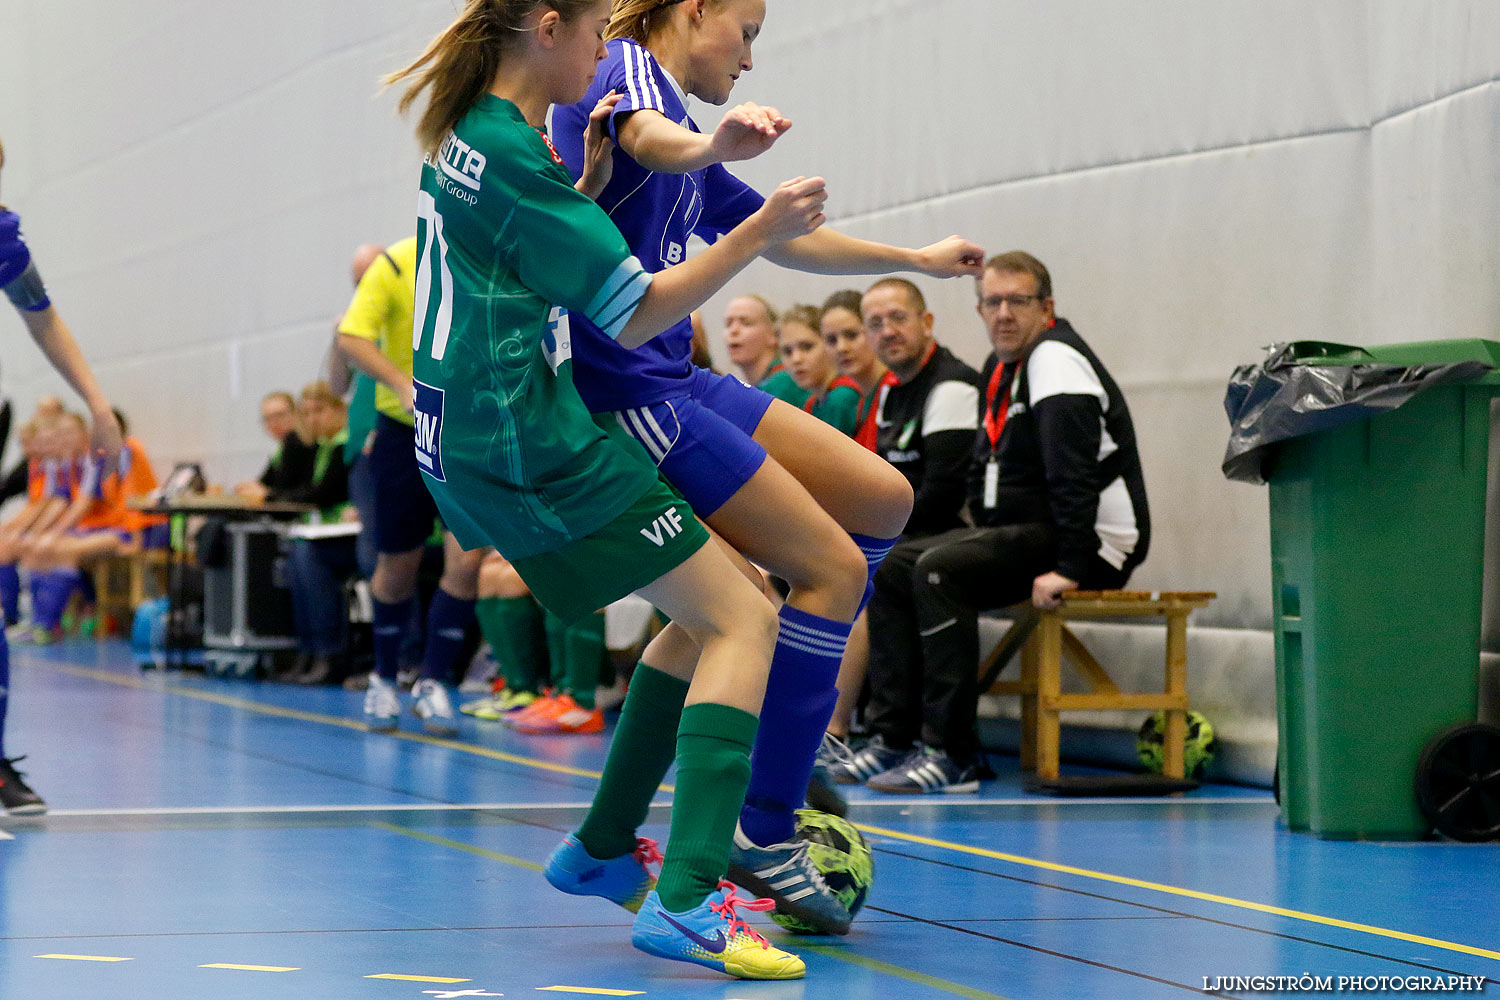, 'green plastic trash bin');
1268,338,1500,840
